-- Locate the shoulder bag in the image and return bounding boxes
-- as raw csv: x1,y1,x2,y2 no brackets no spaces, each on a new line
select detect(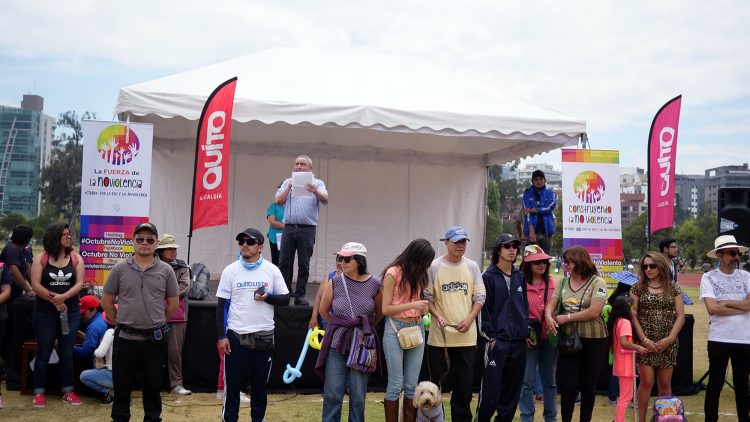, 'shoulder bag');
389,317,423,350
340,275,378,373
557,275,596,355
